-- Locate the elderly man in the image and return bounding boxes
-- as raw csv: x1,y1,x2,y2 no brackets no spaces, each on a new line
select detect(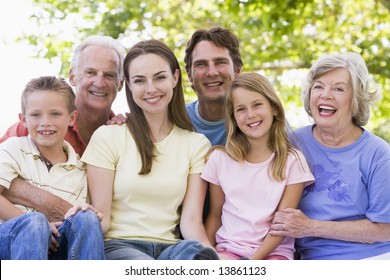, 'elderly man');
0,35,126,222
